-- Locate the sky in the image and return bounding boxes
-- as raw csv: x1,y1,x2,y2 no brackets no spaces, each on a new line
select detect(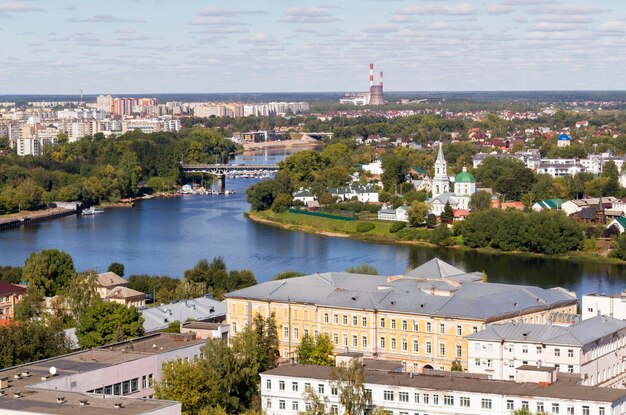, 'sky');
0,0,626,94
